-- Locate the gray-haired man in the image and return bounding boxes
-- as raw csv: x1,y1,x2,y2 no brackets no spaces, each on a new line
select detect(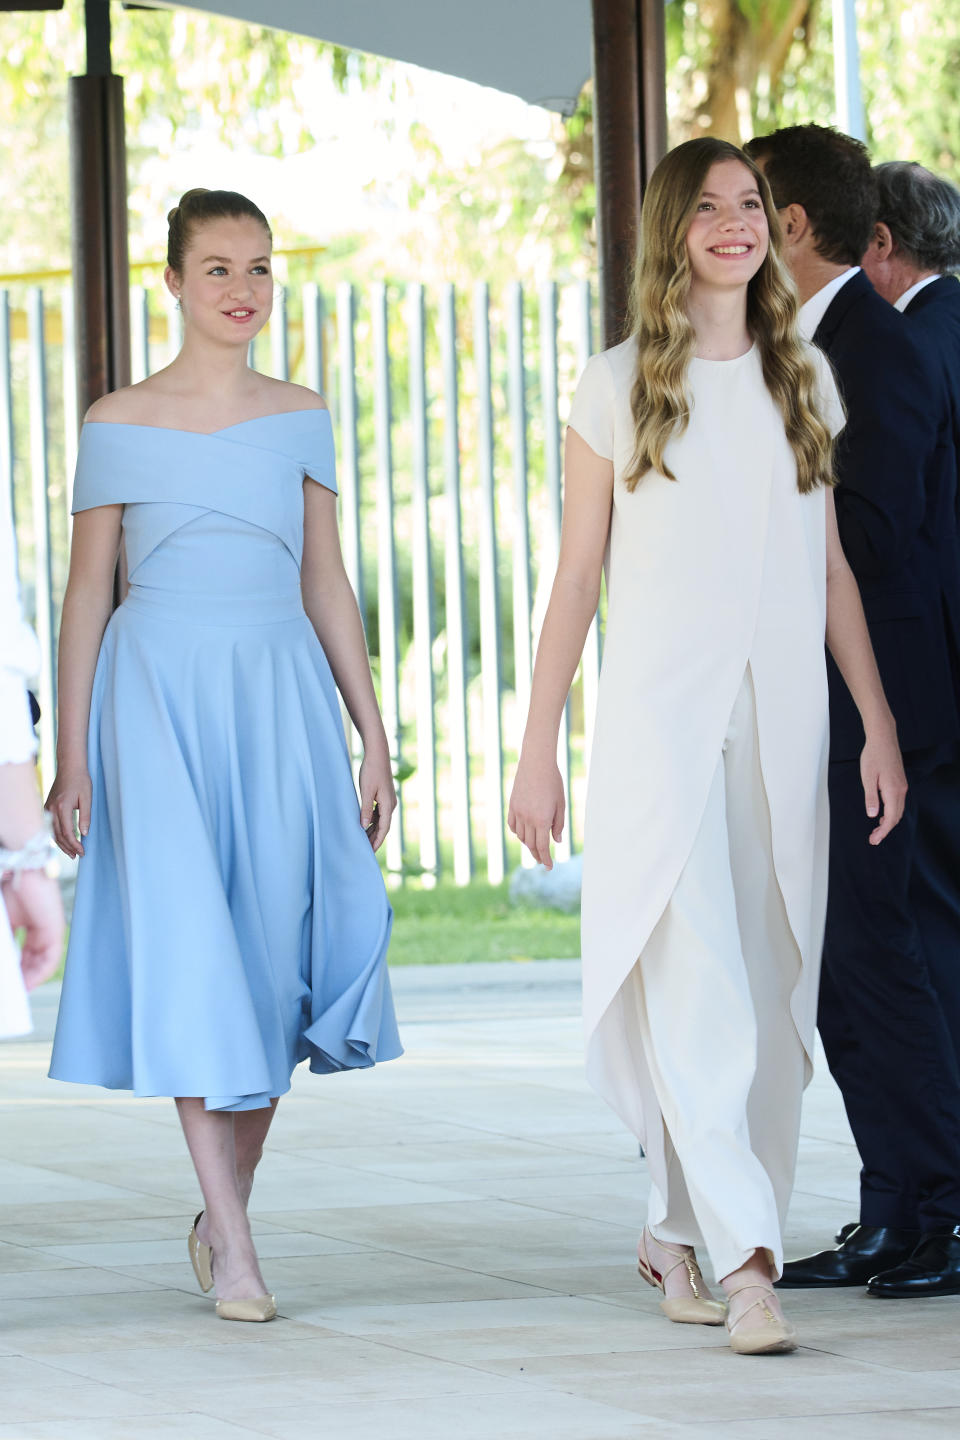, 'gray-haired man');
854,161,960,1297
863,162,960,320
